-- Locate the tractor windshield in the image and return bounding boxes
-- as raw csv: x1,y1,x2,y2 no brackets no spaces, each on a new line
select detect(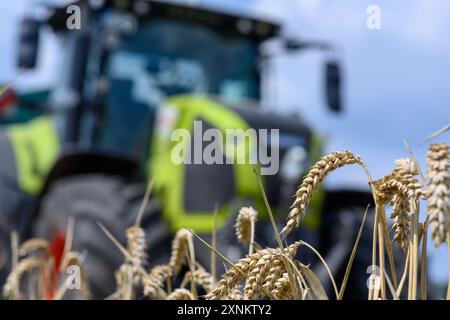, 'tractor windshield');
107,18,260,105
98,18,260,169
